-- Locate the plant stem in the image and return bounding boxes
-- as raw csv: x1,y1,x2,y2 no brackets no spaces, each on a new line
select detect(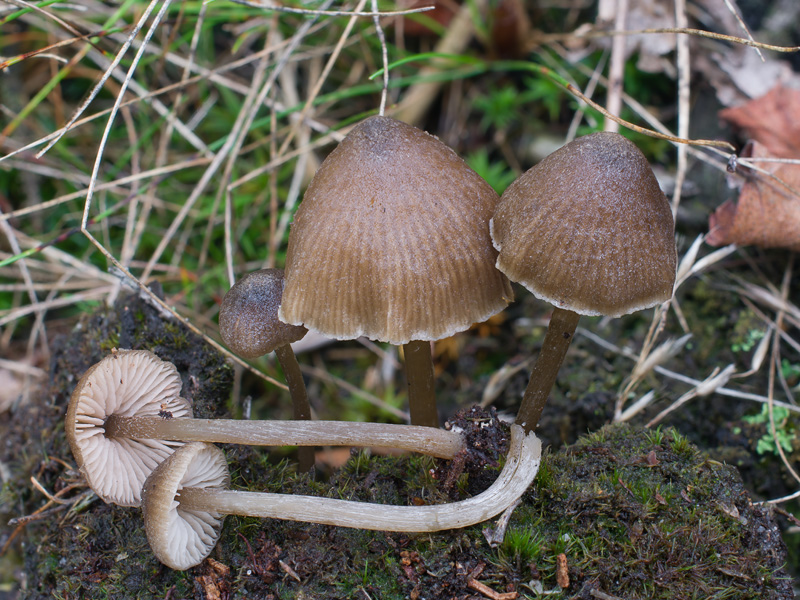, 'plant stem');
403,339,439,427
515,307,581,433
103,417,465,458
275,344,315,472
